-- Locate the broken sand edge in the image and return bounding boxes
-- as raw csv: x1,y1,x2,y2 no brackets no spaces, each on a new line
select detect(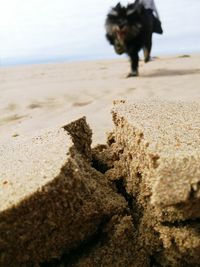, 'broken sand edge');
0,111,200,267
1,117,135,267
